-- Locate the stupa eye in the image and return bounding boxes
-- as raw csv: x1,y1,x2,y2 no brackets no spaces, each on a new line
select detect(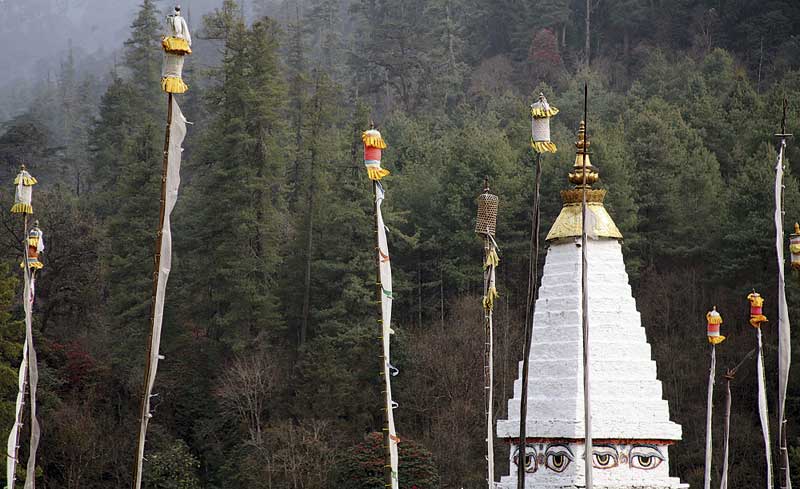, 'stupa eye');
512,445,538,473
592,446,619,469
630,446,664,470
544,445,573,473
